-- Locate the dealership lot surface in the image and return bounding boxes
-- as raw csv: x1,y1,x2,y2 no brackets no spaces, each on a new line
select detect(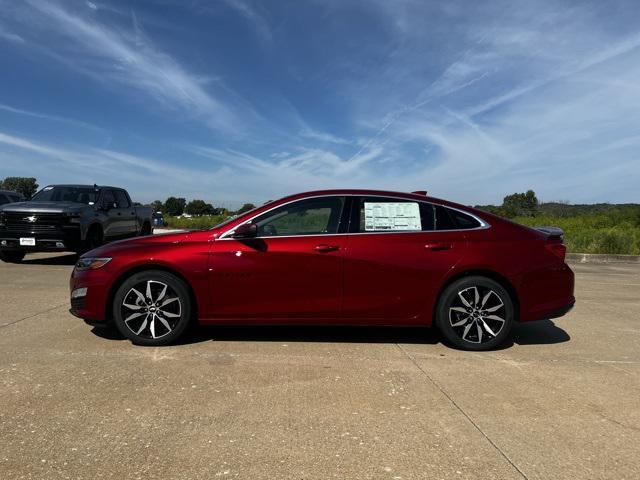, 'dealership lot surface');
1,256,639,480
